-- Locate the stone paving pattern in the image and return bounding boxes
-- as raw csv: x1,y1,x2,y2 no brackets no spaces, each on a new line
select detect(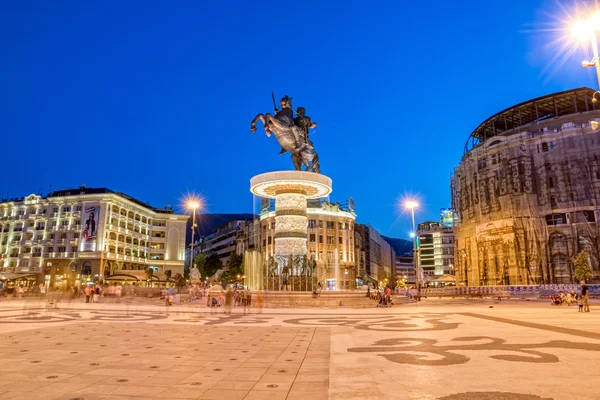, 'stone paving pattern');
0,299,599,399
